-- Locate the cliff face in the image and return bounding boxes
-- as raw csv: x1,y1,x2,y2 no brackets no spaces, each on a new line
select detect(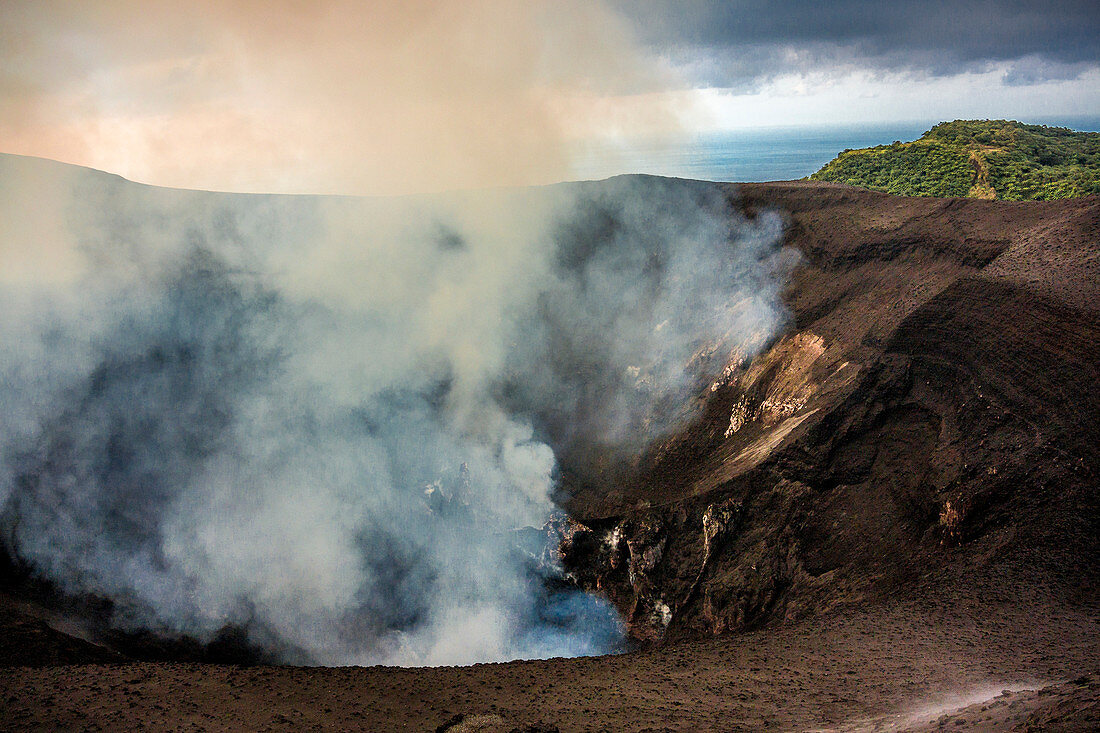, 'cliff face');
562,183,1100,643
